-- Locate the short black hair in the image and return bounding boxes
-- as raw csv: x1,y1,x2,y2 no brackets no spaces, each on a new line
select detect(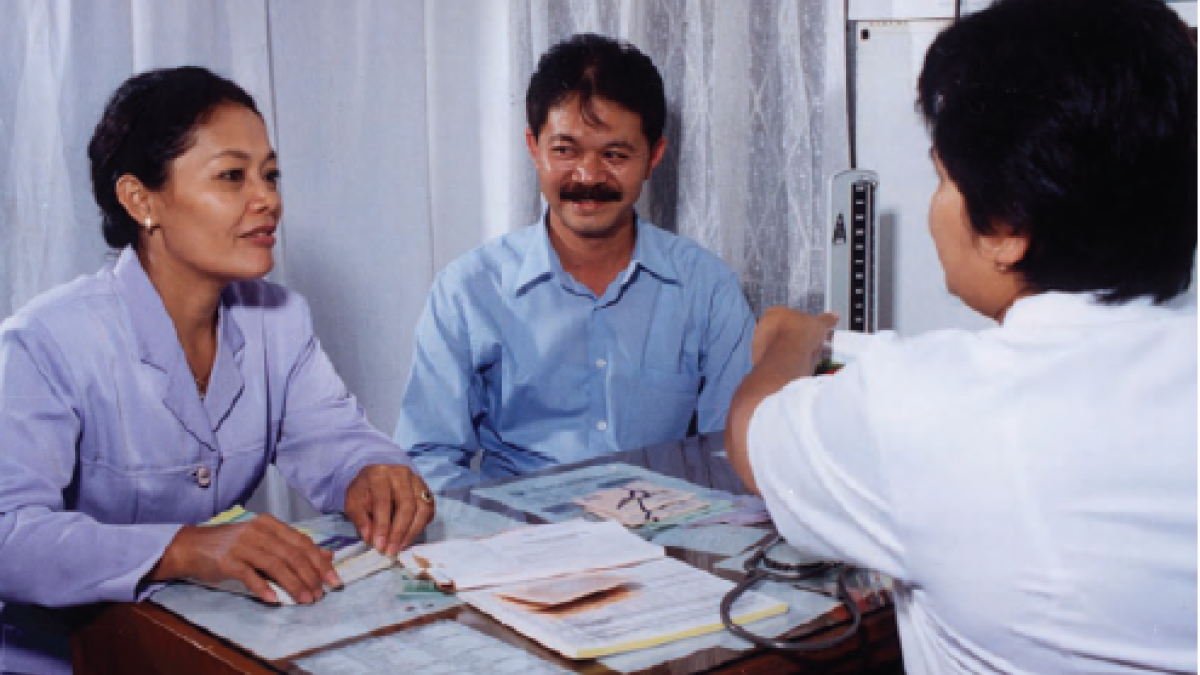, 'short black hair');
526,33,666,148
88,66,260,250
918,0,1196,303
